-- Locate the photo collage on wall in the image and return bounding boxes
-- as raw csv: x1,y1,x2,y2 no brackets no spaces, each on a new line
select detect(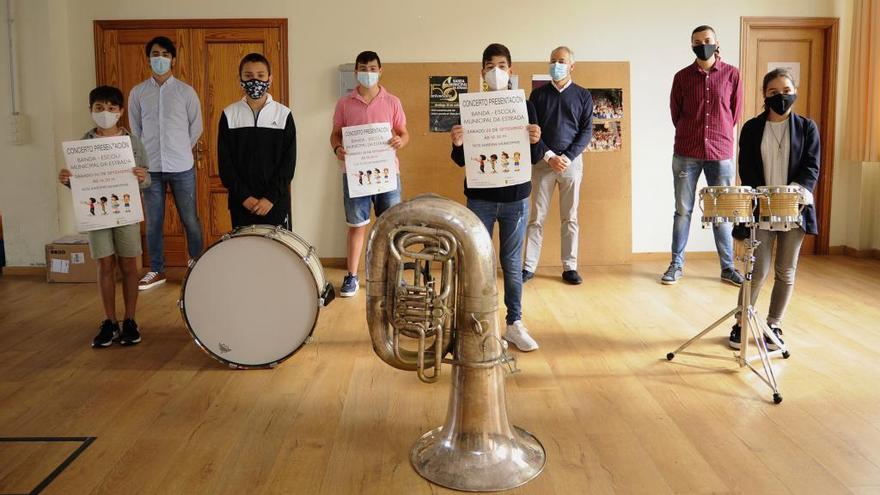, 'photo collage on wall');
587,88,623,152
